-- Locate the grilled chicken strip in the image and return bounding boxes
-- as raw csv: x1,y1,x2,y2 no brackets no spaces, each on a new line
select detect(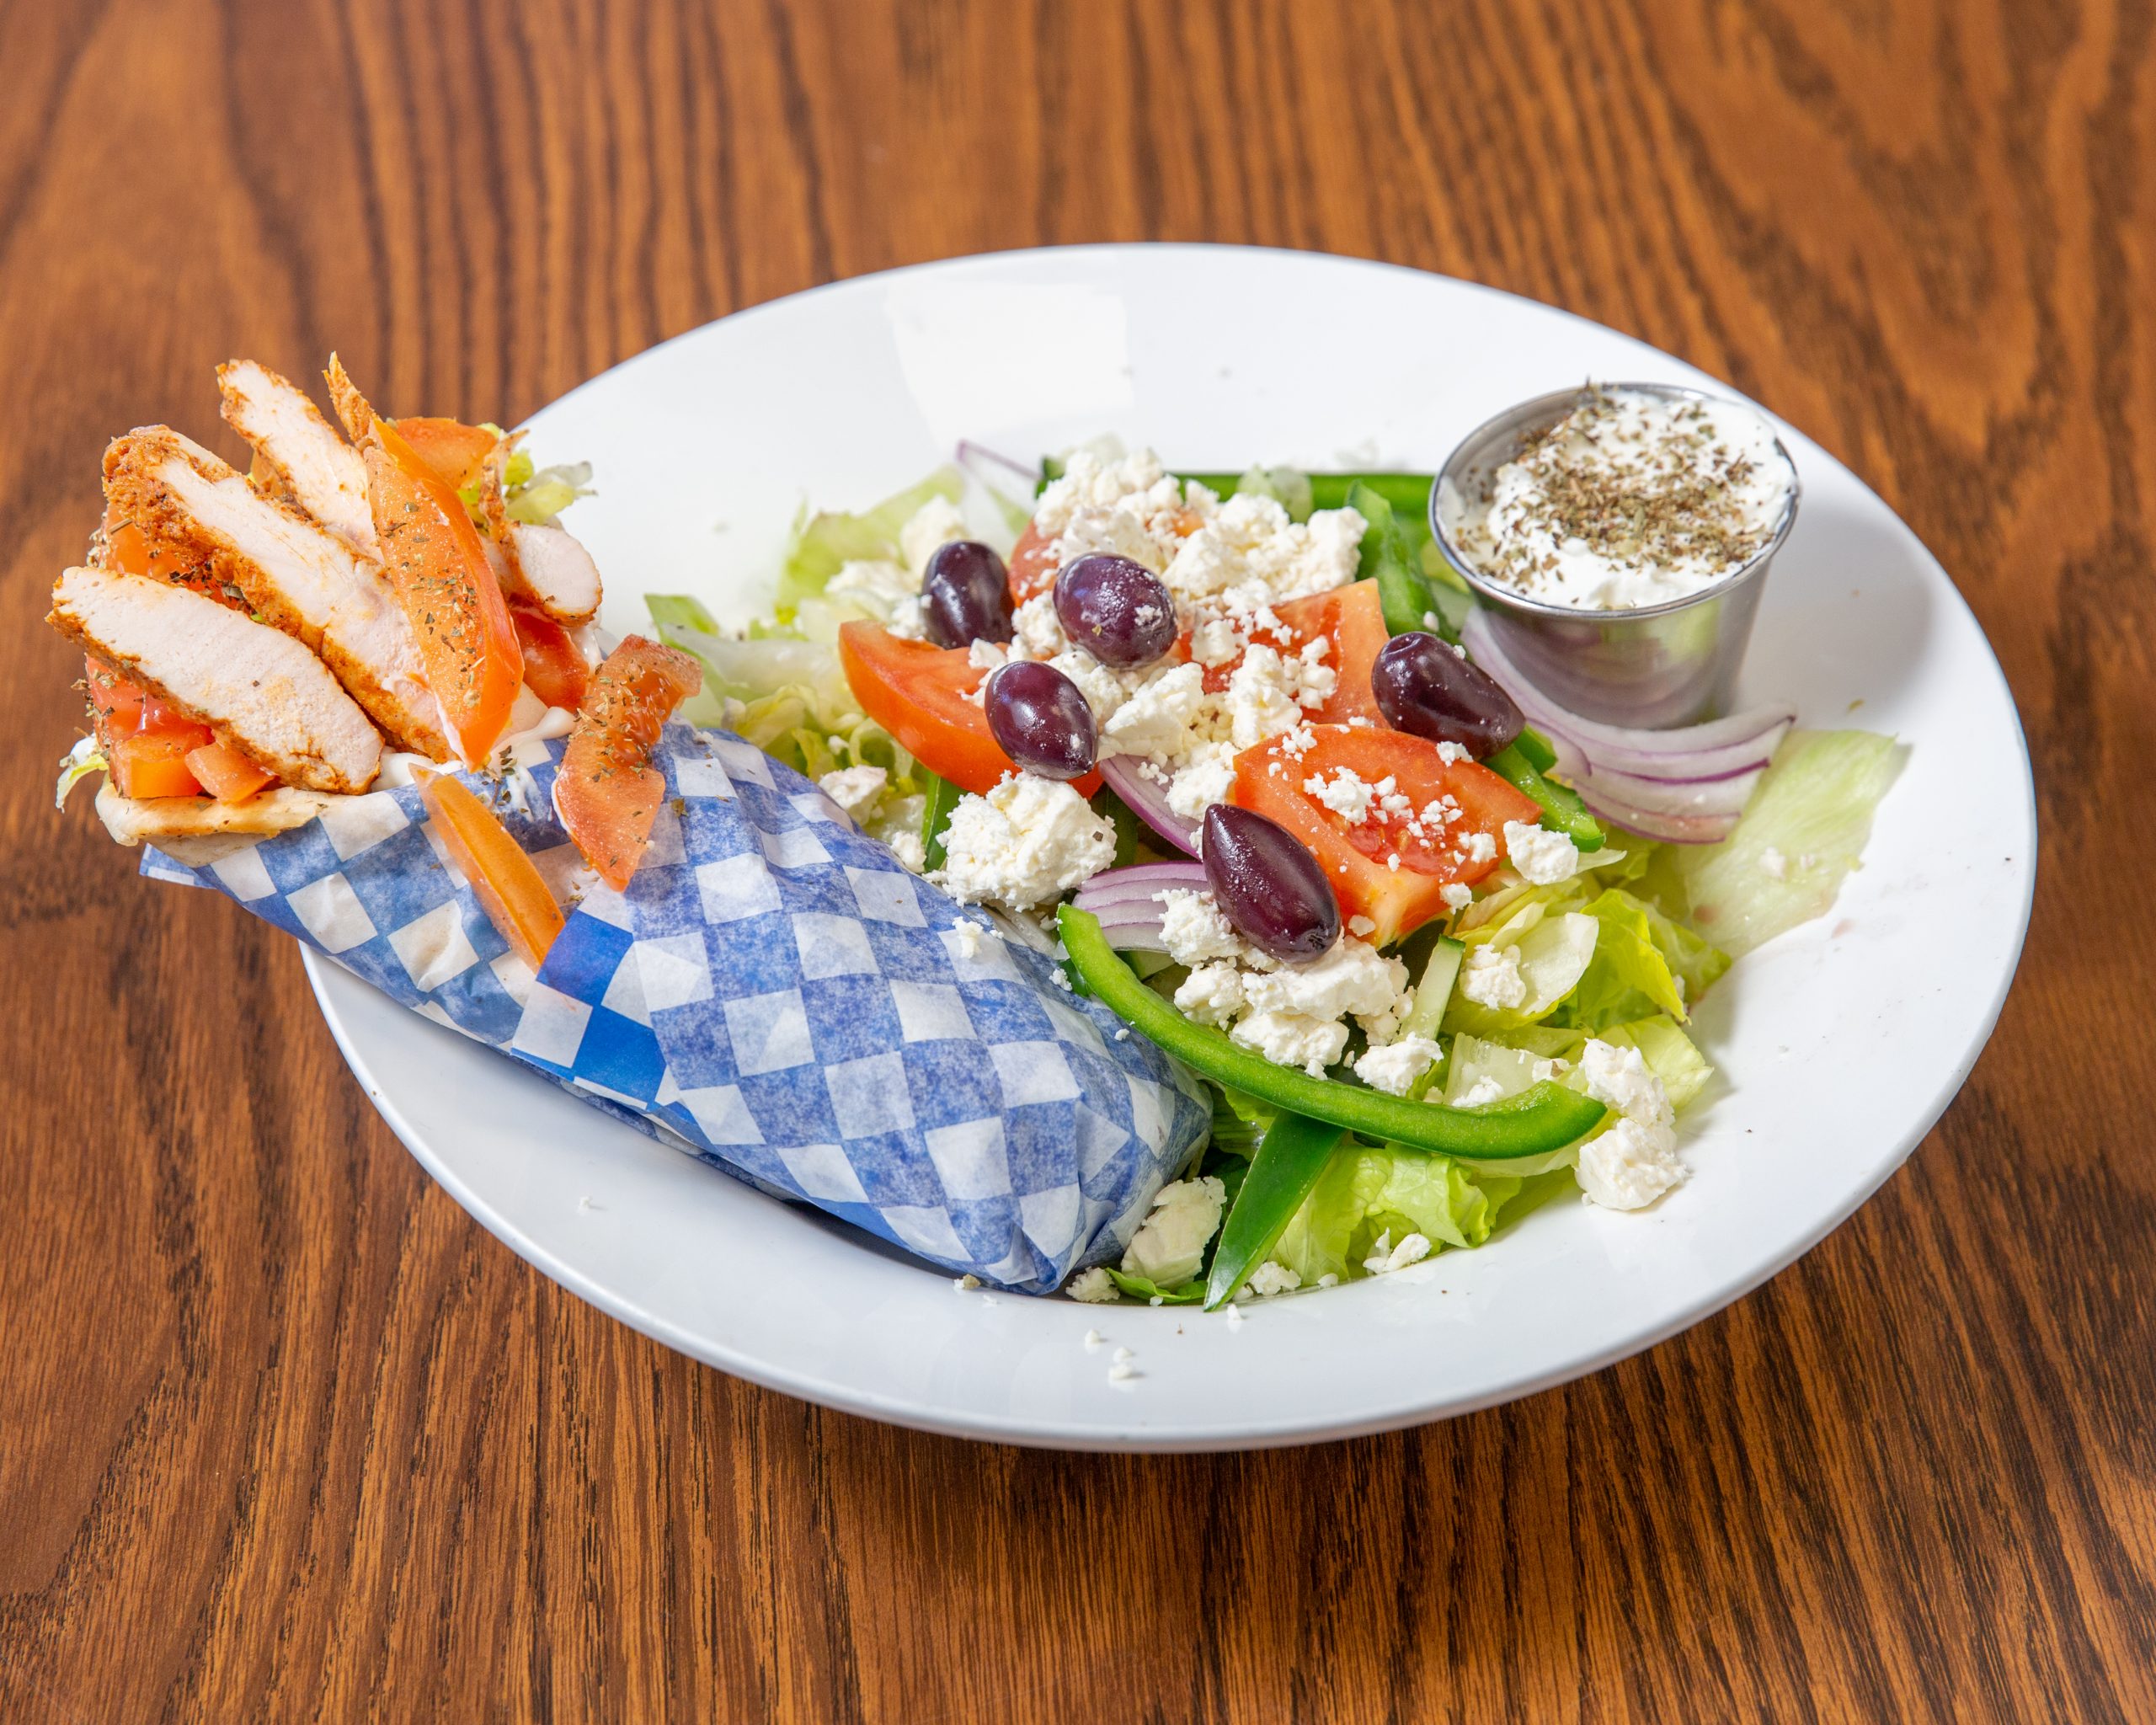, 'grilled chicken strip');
218,359,378,558
104,427,450,758
476,439,603,625
50,563,382,794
